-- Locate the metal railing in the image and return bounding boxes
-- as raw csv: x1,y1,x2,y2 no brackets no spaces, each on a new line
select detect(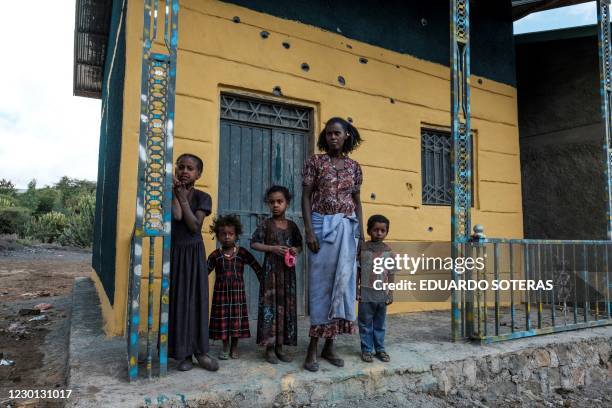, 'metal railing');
452,230,612,343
